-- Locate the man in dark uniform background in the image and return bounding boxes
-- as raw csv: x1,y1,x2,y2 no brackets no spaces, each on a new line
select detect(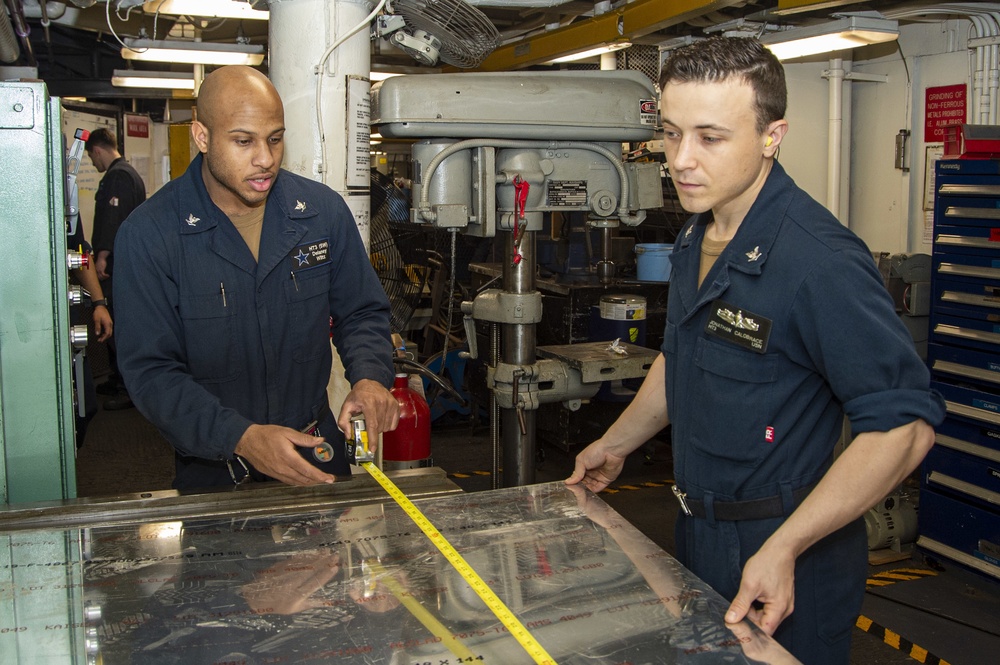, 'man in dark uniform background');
85,127,146,410
567,37,945,665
